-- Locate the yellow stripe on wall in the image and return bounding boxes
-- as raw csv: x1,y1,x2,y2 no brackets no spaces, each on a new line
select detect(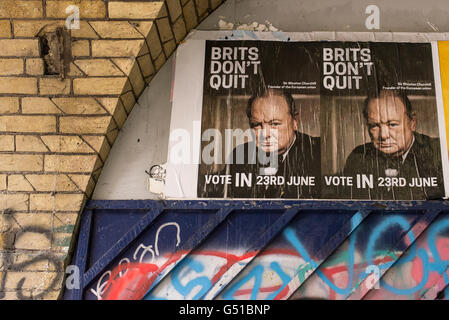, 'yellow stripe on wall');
439,41,449,155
